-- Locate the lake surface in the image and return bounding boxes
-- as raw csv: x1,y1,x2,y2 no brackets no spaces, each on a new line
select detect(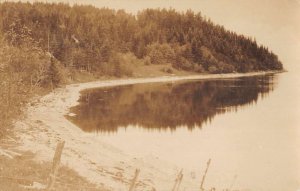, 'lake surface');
68,73,300,191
